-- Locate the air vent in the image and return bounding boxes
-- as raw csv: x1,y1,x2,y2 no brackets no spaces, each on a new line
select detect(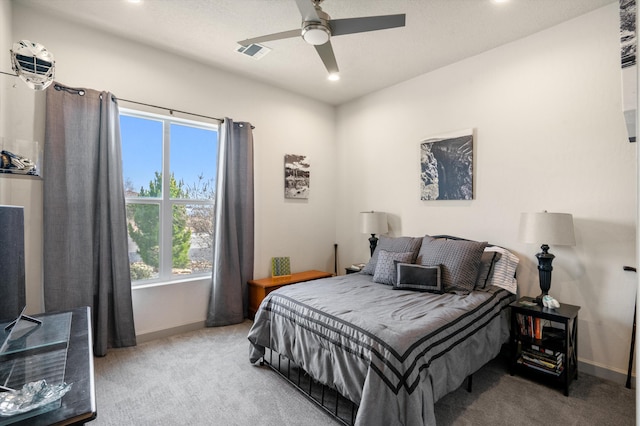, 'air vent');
236,43,271,60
